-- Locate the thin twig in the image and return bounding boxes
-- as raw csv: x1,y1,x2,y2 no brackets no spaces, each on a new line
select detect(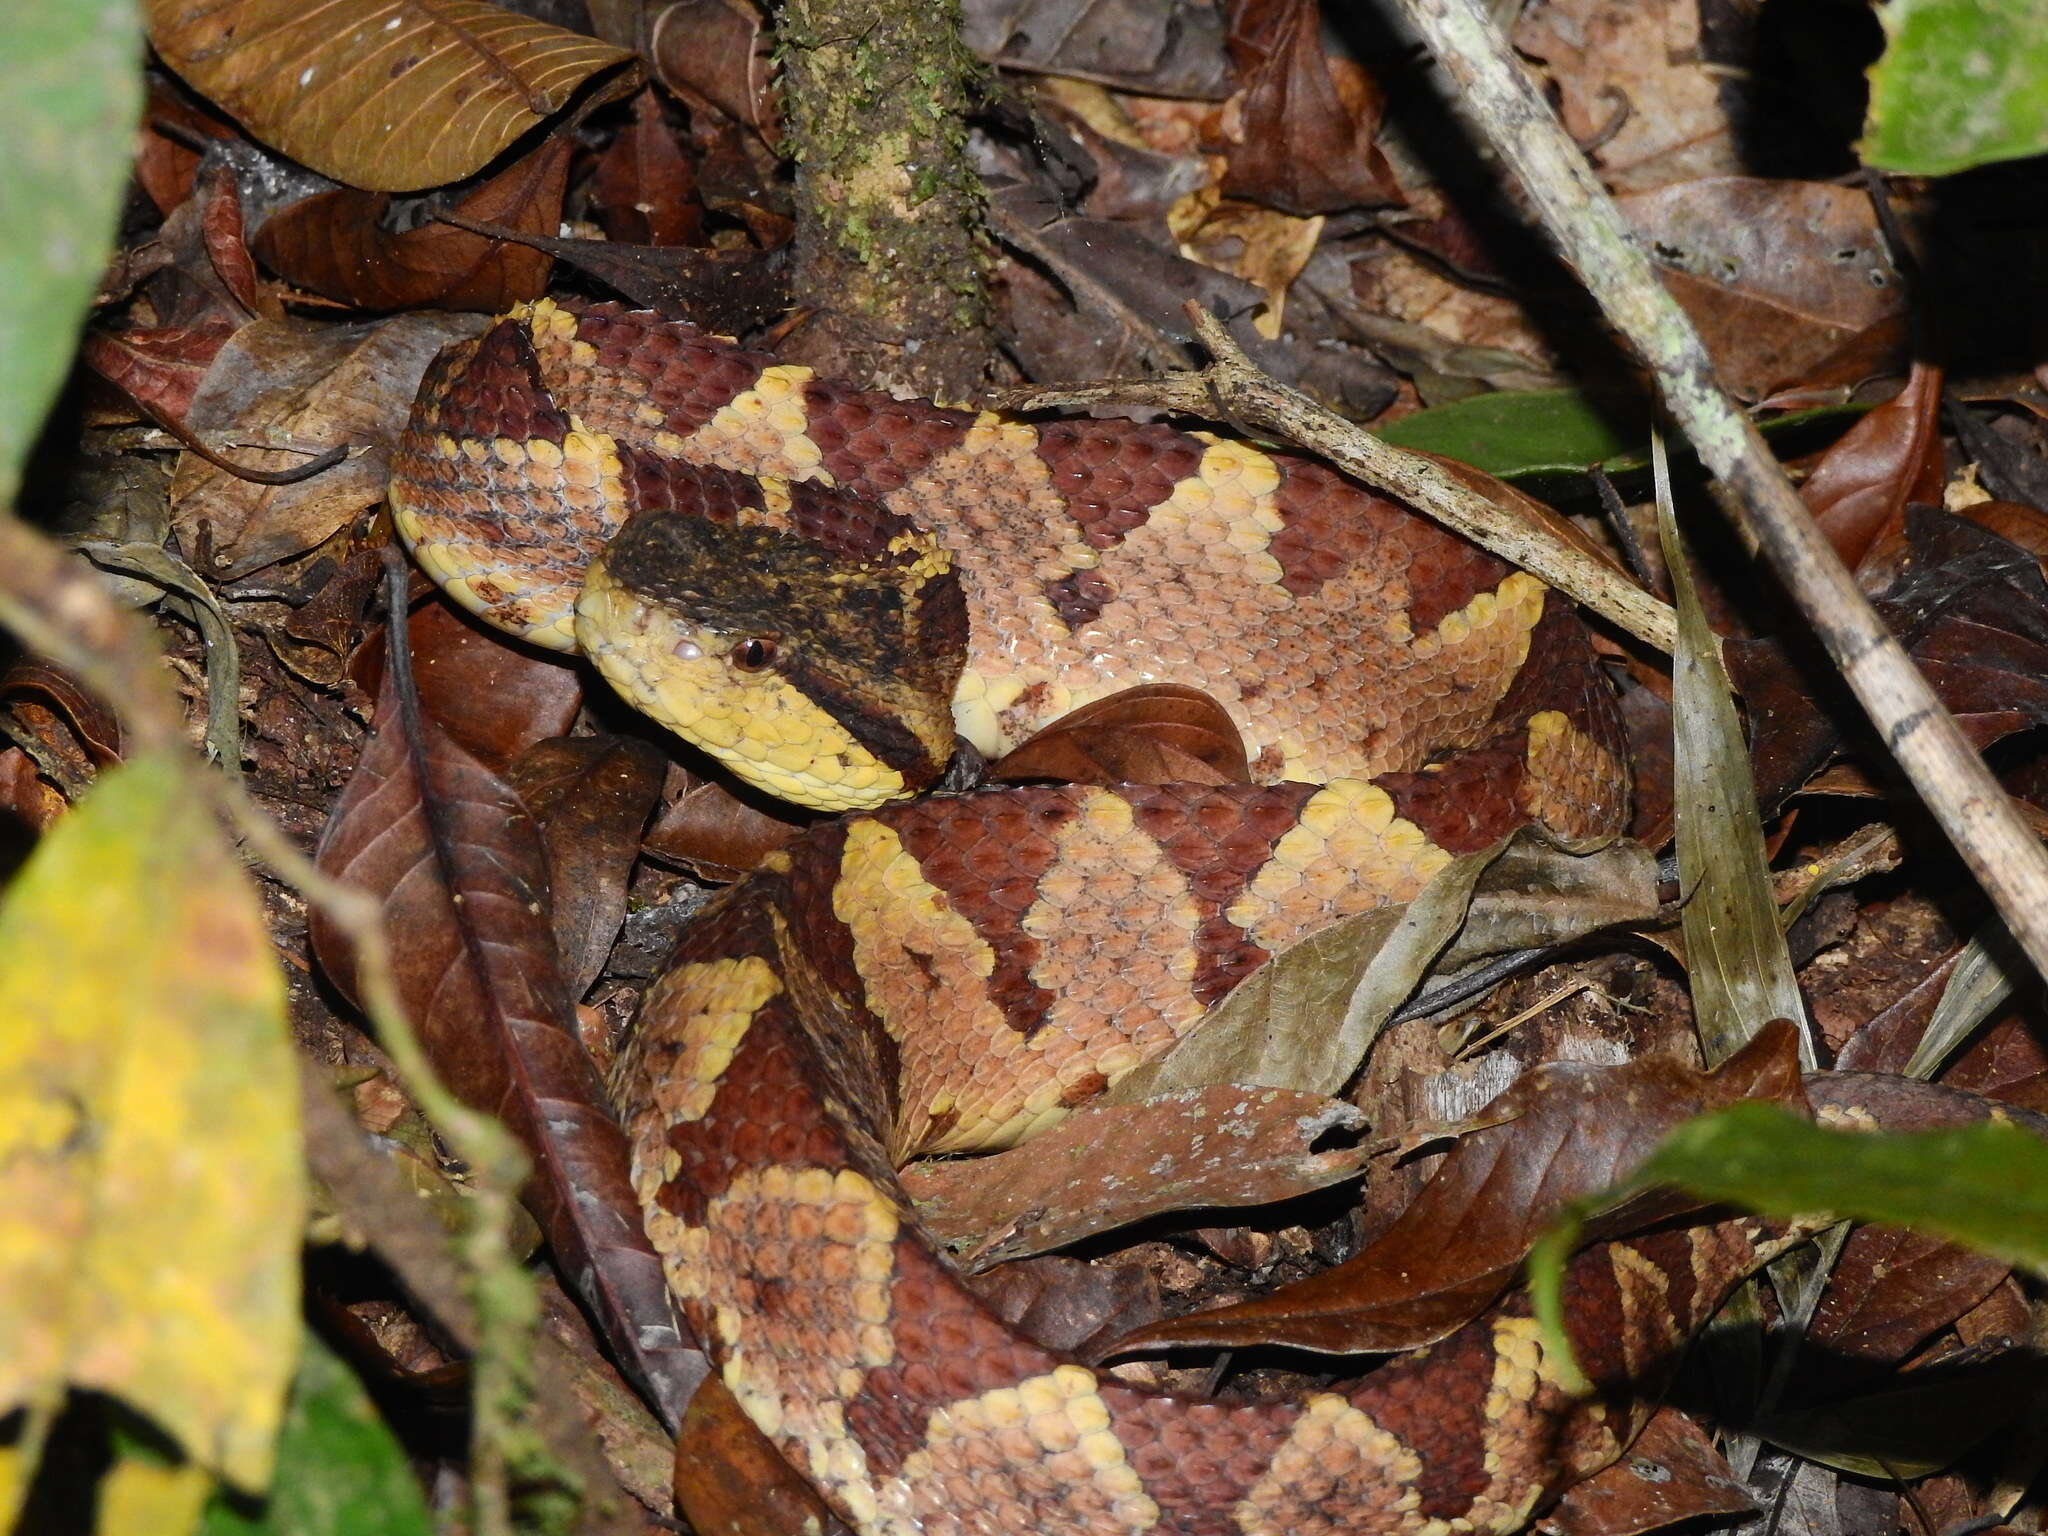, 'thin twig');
988,316,1680,655
1375,0,2048,986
